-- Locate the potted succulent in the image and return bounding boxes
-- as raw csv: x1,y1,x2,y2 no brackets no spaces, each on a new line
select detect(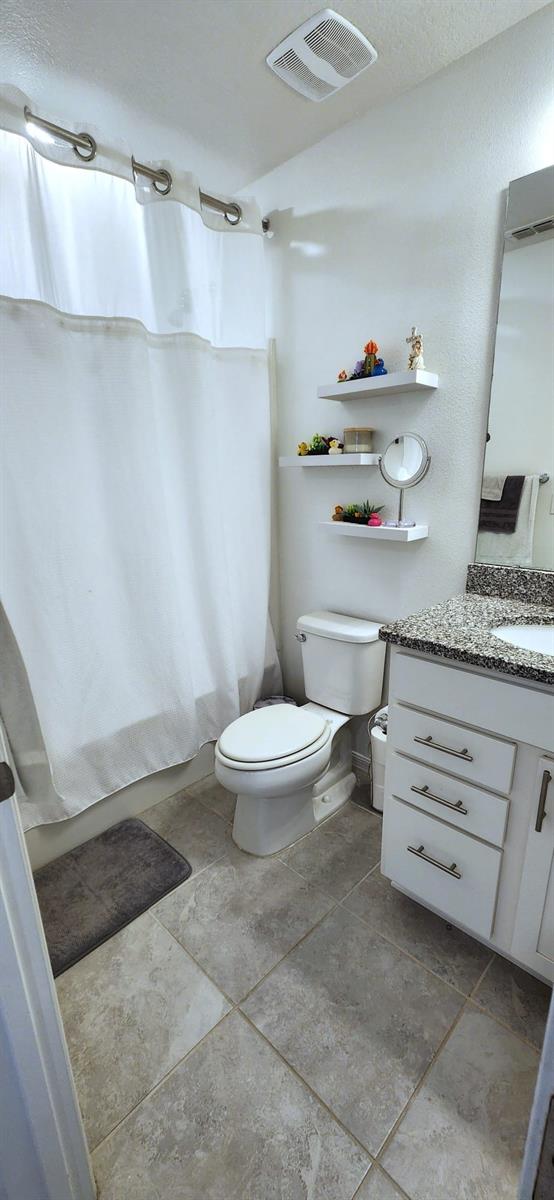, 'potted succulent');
340,501,384,525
